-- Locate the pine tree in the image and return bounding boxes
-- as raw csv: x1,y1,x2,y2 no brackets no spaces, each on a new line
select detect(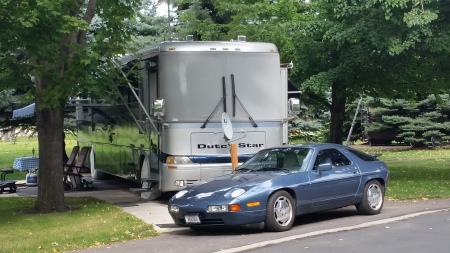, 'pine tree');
364,95,450,148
